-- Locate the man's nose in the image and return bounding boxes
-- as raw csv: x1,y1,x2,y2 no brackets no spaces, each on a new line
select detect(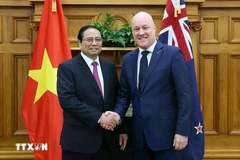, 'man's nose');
138,28,145,35
91,39,98,45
